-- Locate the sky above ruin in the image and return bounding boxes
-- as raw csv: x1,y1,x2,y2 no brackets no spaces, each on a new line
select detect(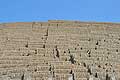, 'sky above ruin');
0,0,119,23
